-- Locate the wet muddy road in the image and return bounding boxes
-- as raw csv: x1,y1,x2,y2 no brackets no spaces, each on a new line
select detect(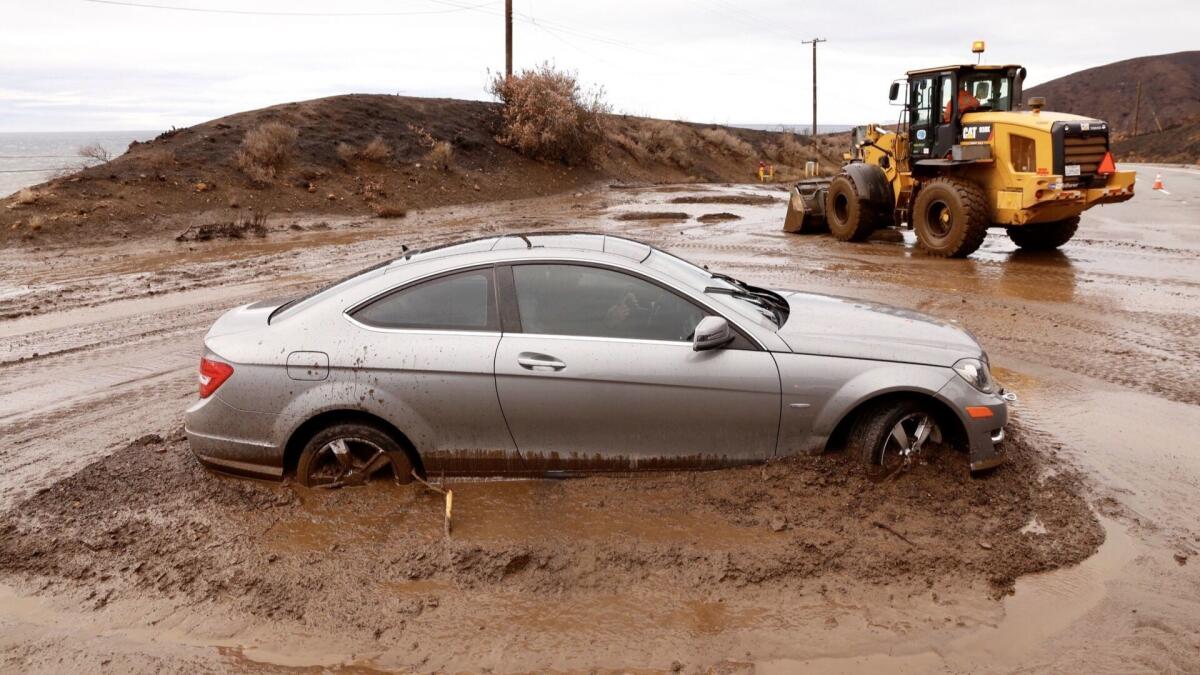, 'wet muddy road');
1,164,1198,672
